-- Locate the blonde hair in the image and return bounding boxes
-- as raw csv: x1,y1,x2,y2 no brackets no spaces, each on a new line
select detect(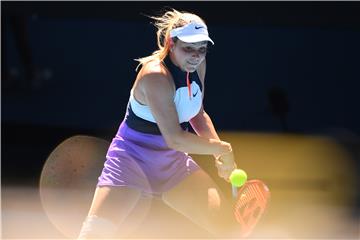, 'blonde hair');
135,8,206,71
